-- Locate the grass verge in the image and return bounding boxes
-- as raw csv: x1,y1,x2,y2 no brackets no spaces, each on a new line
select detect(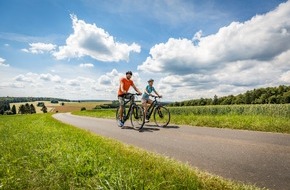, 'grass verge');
0,114,261,189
